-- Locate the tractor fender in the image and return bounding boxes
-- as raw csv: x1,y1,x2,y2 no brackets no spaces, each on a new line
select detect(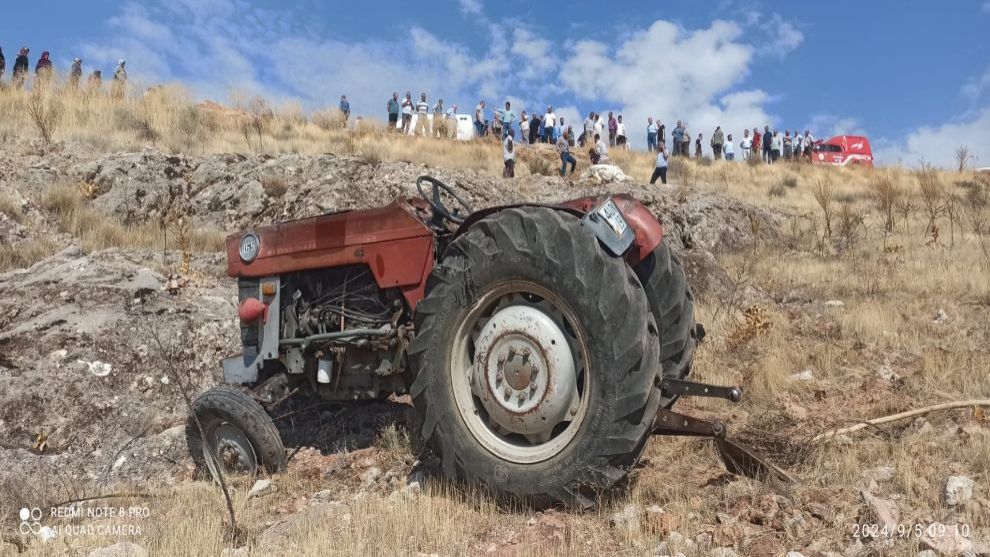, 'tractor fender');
454,197,662,266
